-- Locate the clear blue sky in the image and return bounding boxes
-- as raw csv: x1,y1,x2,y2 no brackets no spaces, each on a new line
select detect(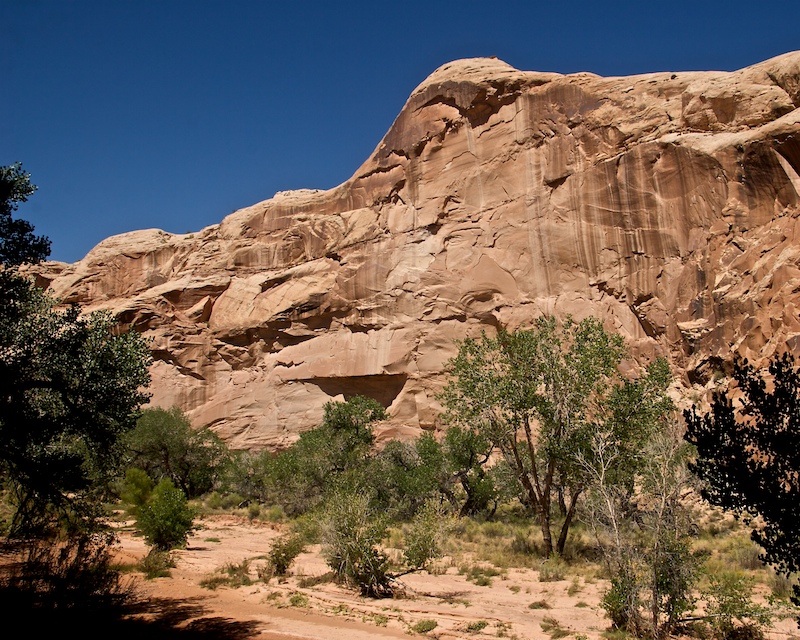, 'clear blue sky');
3,1,798,263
